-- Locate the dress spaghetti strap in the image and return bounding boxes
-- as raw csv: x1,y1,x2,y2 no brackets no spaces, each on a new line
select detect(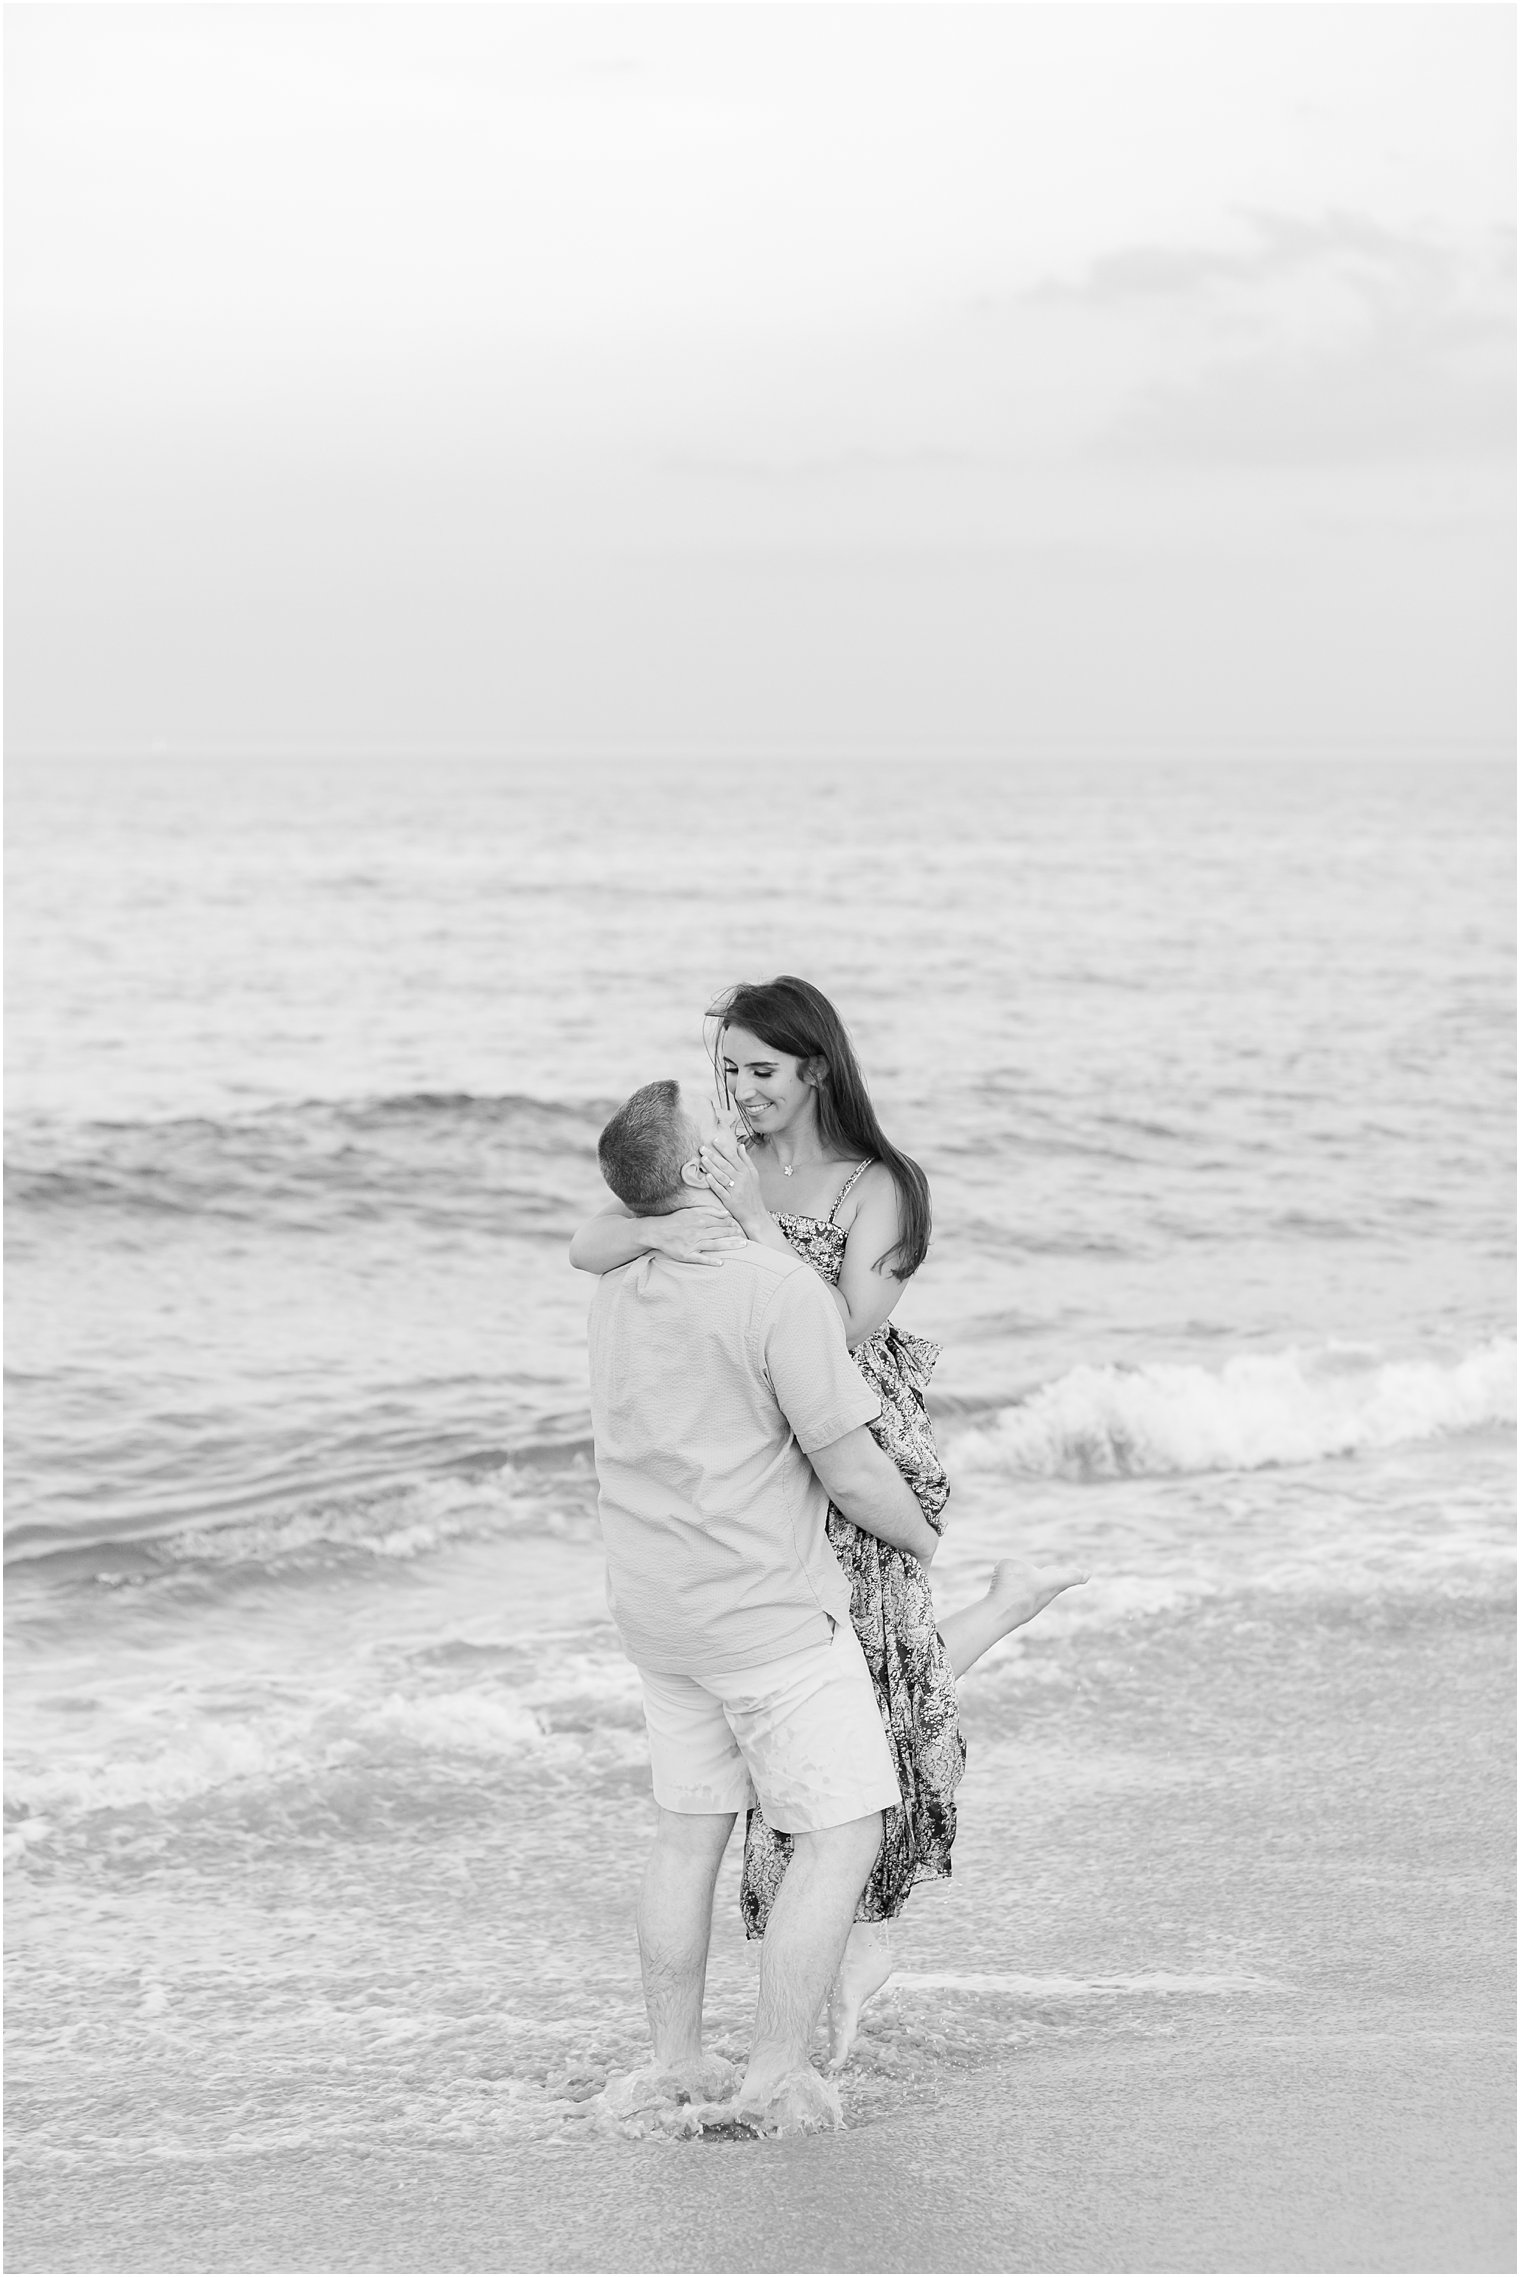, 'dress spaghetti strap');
827,1158,875,1226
